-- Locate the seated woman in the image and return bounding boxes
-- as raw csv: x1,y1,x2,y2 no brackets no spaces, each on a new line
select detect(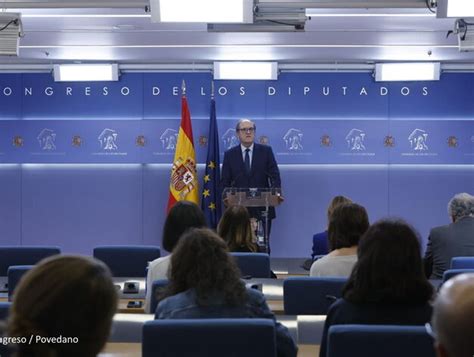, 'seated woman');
310,203,369,277
145,200,207,312
155,228,297,357
217,205,258,252
311,195,352,258
319,219,434,357
8,255,117,357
